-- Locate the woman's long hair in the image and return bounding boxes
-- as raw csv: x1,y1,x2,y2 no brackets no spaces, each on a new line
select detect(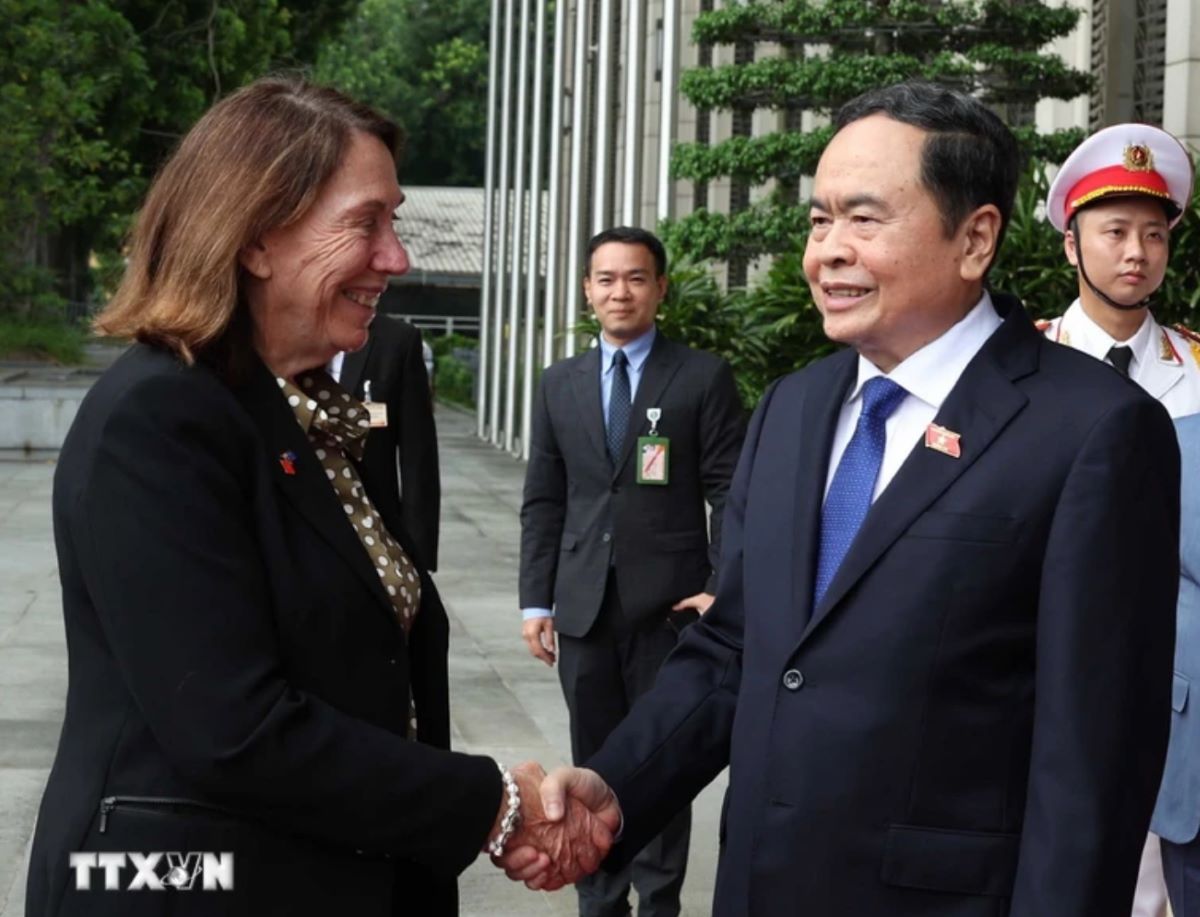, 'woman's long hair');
95,77,400,369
